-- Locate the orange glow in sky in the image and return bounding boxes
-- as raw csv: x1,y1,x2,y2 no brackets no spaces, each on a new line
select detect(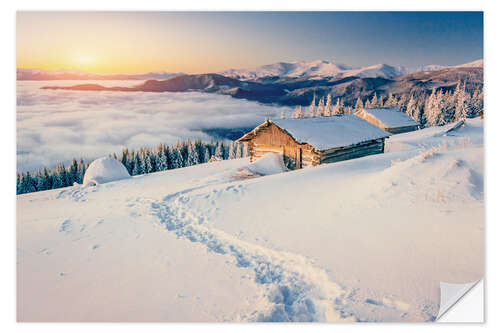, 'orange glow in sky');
16,11,484,74
16,12,270,74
